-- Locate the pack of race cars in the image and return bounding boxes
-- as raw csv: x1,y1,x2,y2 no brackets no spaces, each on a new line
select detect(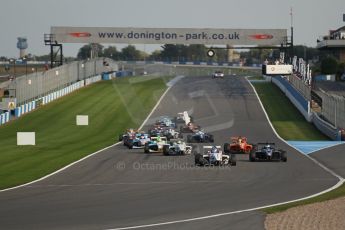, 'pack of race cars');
118,111,287,166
